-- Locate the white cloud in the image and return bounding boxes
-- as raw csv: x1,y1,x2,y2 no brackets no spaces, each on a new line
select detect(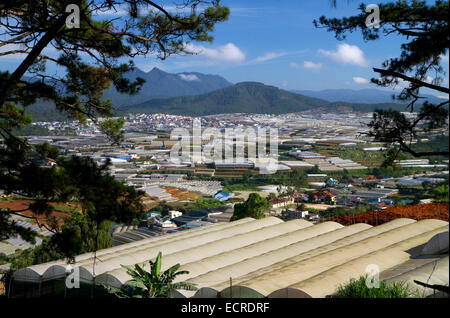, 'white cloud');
179,74,200,82
239,49,308,65
289,61,322,71
289,62,301,70
440,53,449,63
253,52,287,63
424,76,434,84
437,94,449,100
318,44,368,67
136,61,164,72
303,61,322,71
392,78,410,90
184,43,246,63
353,76,369,84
